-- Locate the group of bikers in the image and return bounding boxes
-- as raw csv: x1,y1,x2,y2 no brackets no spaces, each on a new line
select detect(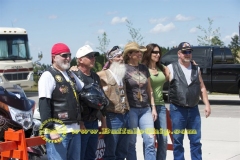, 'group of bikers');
38,41,211,160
